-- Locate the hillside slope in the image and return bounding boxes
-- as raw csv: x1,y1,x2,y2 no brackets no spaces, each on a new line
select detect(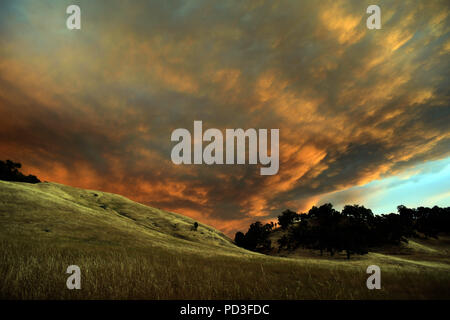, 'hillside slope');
269,224,450,267
0,180,449,299
0,180,247,257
